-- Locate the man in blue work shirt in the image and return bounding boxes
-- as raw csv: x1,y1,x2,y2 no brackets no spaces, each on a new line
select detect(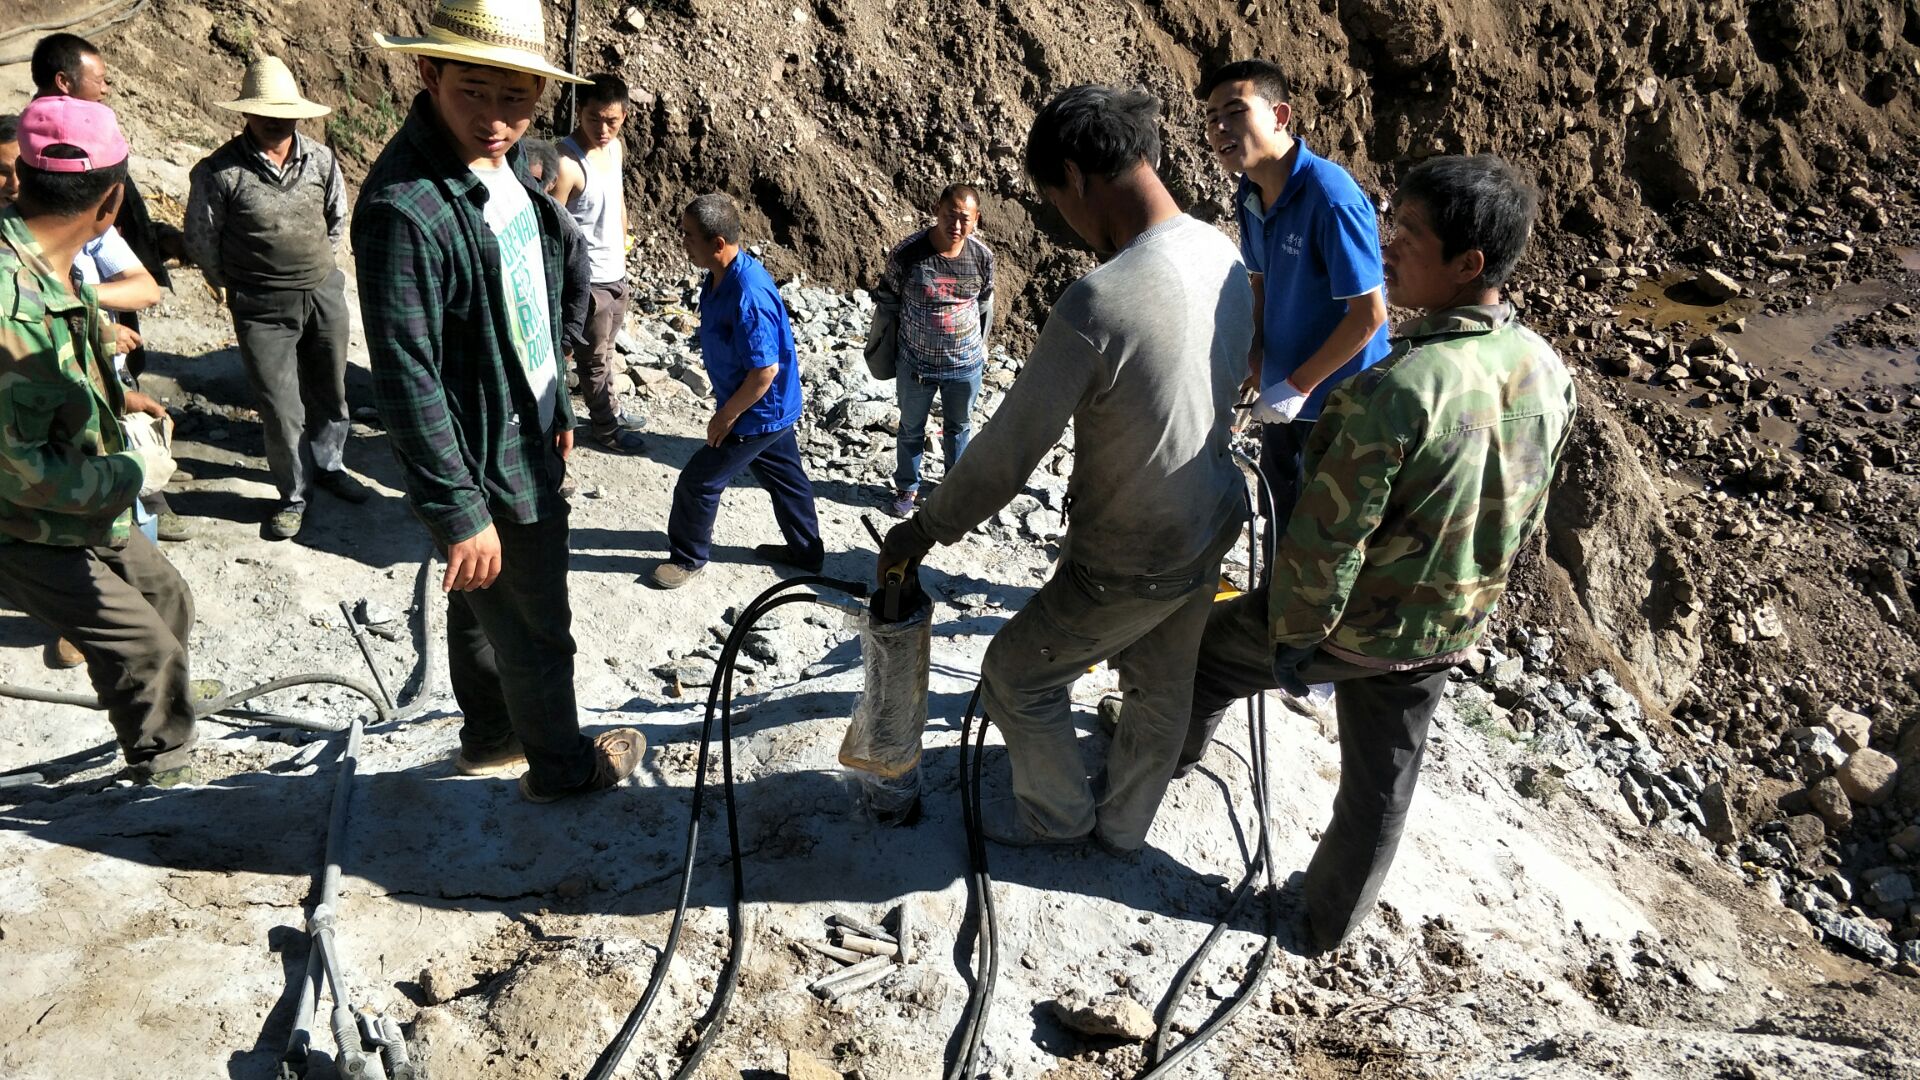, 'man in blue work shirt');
1199,59,1389,534
650,193,824,590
